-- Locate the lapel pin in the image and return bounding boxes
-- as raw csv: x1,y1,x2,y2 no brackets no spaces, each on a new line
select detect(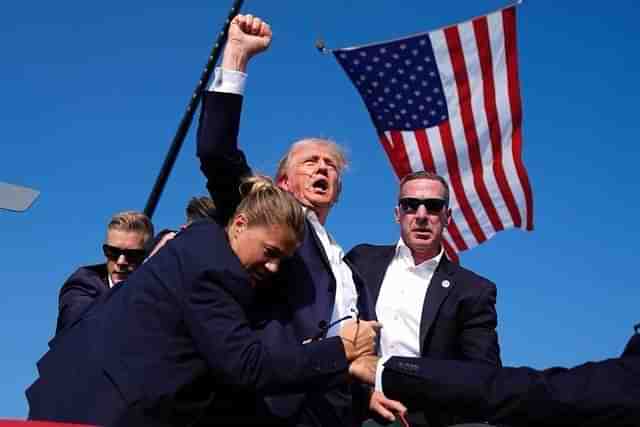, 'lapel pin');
441,280,451,288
